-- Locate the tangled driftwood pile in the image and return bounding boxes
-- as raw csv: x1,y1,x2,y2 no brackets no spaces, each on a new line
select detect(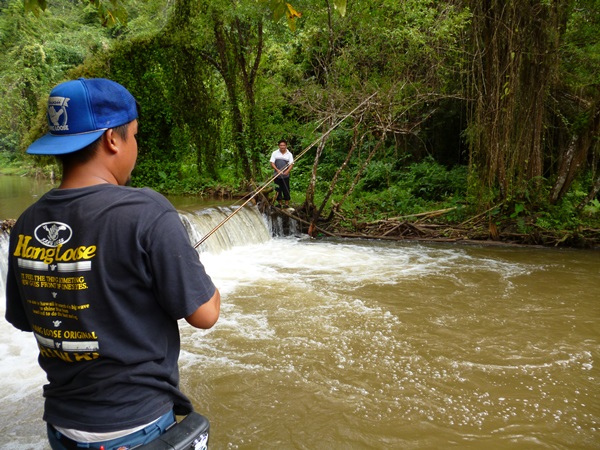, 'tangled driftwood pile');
275,205,600,249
